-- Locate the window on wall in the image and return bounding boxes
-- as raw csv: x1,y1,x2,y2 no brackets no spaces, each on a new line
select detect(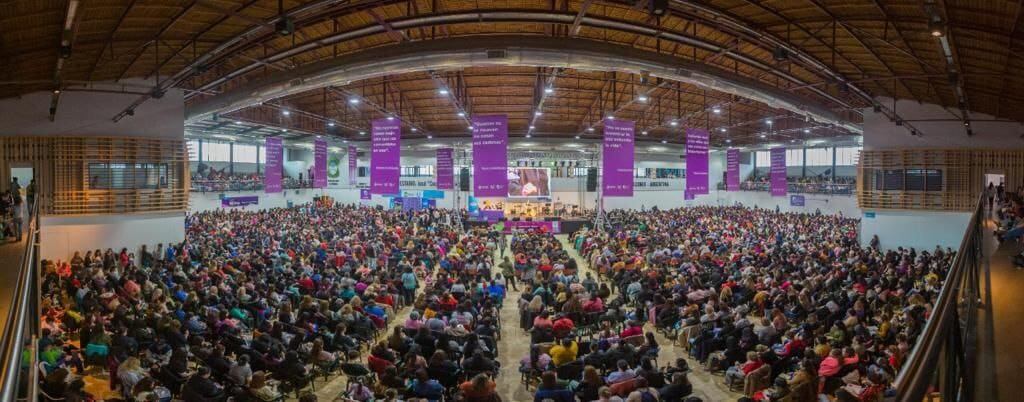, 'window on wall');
400,165,435,177
805,148,833,166
88,163,170,189
187,140,200,161
785,149,804,166
234,144,258,163
257,146,266,165
835,147,861,166
201,141,230,162
755,151,771,167
634,168,649,178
